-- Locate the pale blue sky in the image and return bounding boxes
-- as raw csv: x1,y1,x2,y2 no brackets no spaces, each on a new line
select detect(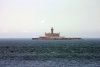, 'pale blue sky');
0,0,100,38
